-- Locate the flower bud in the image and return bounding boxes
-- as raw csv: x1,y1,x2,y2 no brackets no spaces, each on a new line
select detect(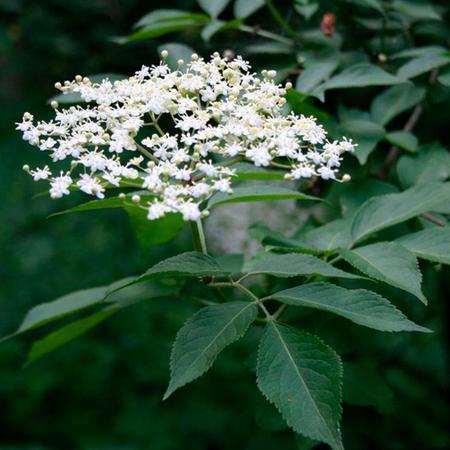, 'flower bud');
22,164,30,172
342,174,351,183
131,194,141,204
161,49,168,58
119,193,126,199
50,100,59,109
